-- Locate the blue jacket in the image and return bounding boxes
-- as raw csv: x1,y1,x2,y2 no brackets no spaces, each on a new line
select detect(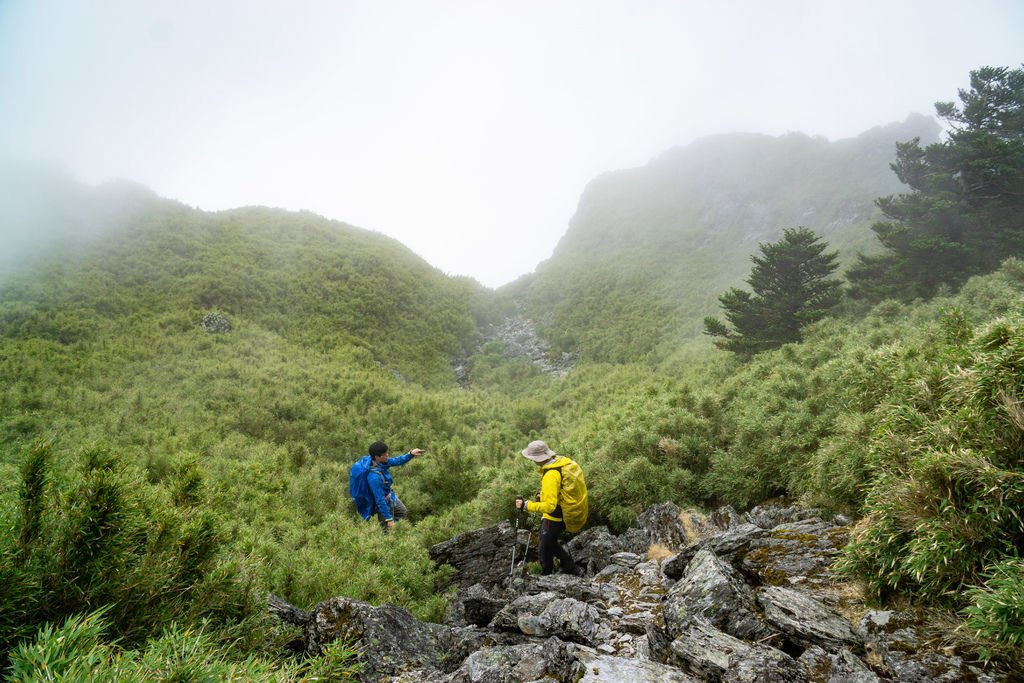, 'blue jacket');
368,452,414,521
